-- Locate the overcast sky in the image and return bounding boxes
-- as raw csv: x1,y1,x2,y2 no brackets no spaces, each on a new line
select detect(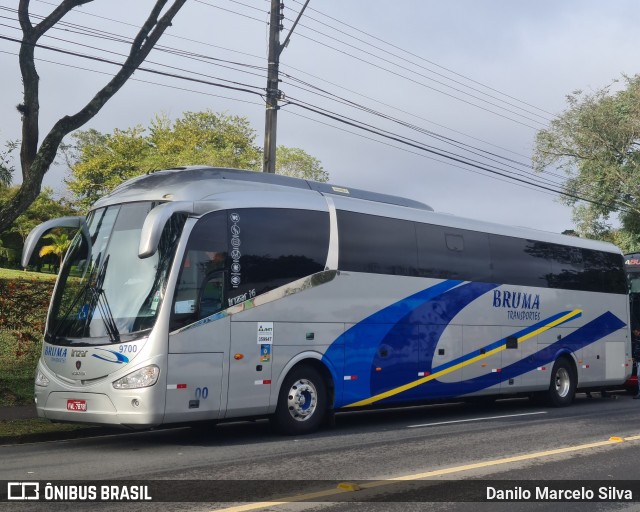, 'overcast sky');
1,0,639,233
